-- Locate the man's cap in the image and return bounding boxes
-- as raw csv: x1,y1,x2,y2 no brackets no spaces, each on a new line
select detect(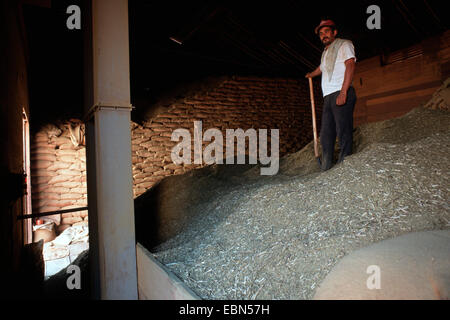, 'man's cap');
315,19,336,34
